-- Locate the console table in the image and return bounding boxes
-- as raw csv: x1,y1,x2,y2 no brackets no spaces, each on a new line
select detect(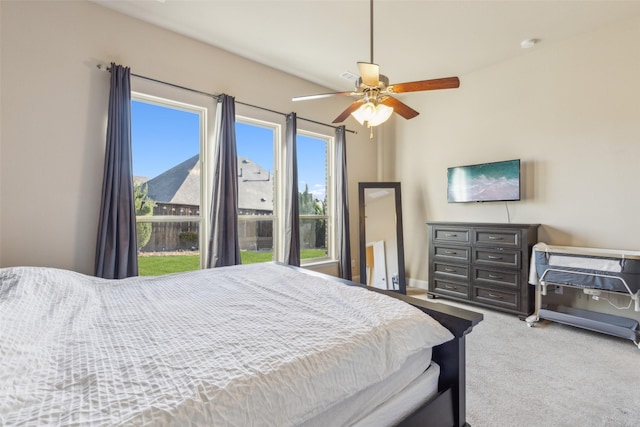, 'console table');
427,222,539,318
